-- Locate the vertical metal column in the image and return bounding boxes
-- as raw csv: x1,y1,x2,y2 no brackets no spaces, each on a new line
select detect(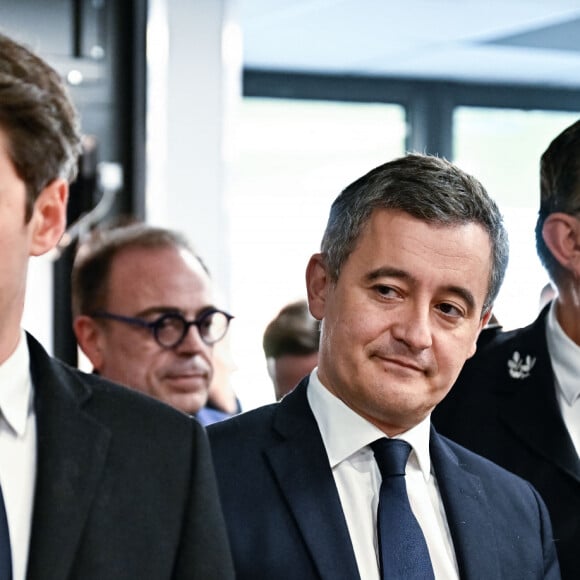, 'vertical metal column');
406,87,454,160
